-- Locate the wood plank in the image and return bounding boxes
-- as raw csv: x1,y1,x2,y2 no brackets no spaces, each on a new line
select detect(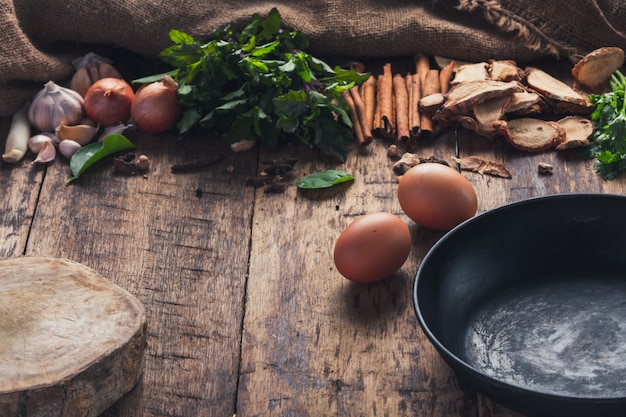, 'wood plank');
239,132,480,415
16,133,257,417
0,117,44,258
